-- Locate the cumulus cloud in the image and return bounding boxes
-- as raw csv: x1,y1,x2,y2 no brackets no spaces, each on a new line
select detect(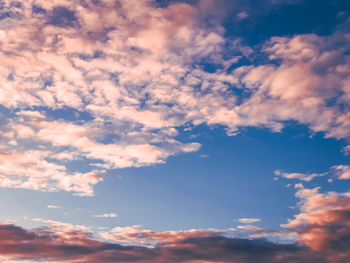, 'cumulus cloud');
0,0,213,195
283,185,350,262
0,150,103,196
331,165,350,180
234,32,350,138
